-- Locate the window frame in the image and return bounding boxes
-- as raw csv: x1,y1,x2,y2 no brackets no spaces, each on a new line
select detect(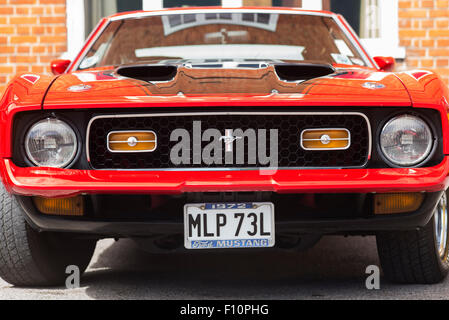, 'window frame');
358,0,405,59
64,0,86,60
309,0,405,59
